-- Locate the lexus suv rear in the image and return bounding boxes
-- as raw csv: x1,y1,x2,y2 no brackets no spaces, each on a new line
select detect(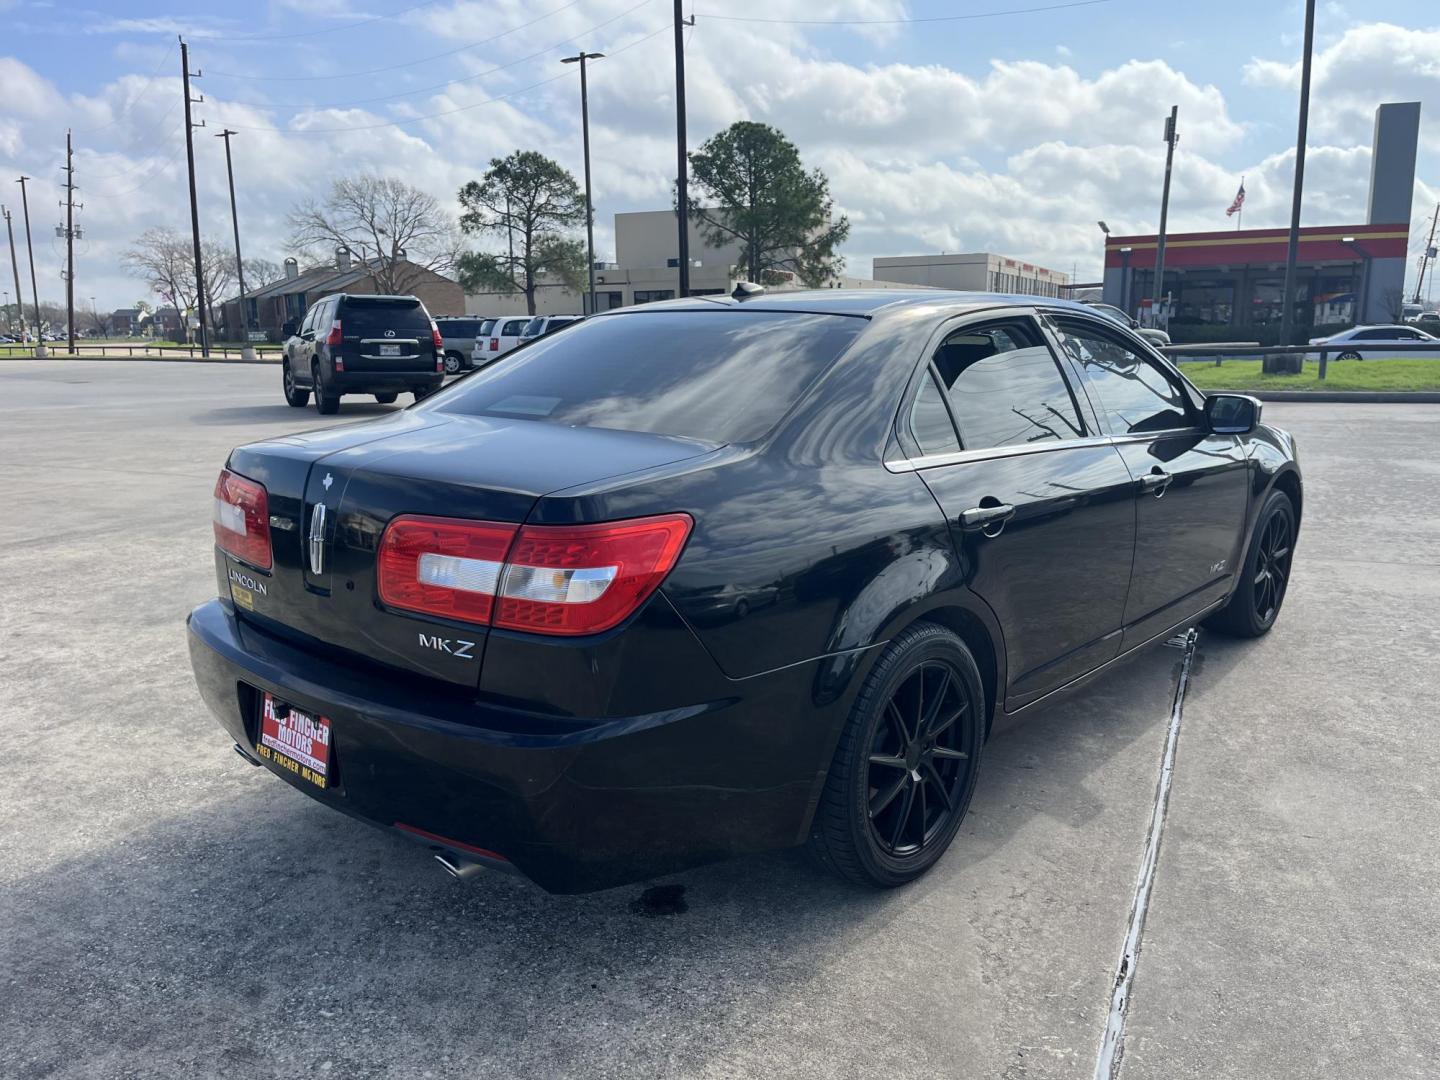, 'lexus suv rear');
282,293,445,414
